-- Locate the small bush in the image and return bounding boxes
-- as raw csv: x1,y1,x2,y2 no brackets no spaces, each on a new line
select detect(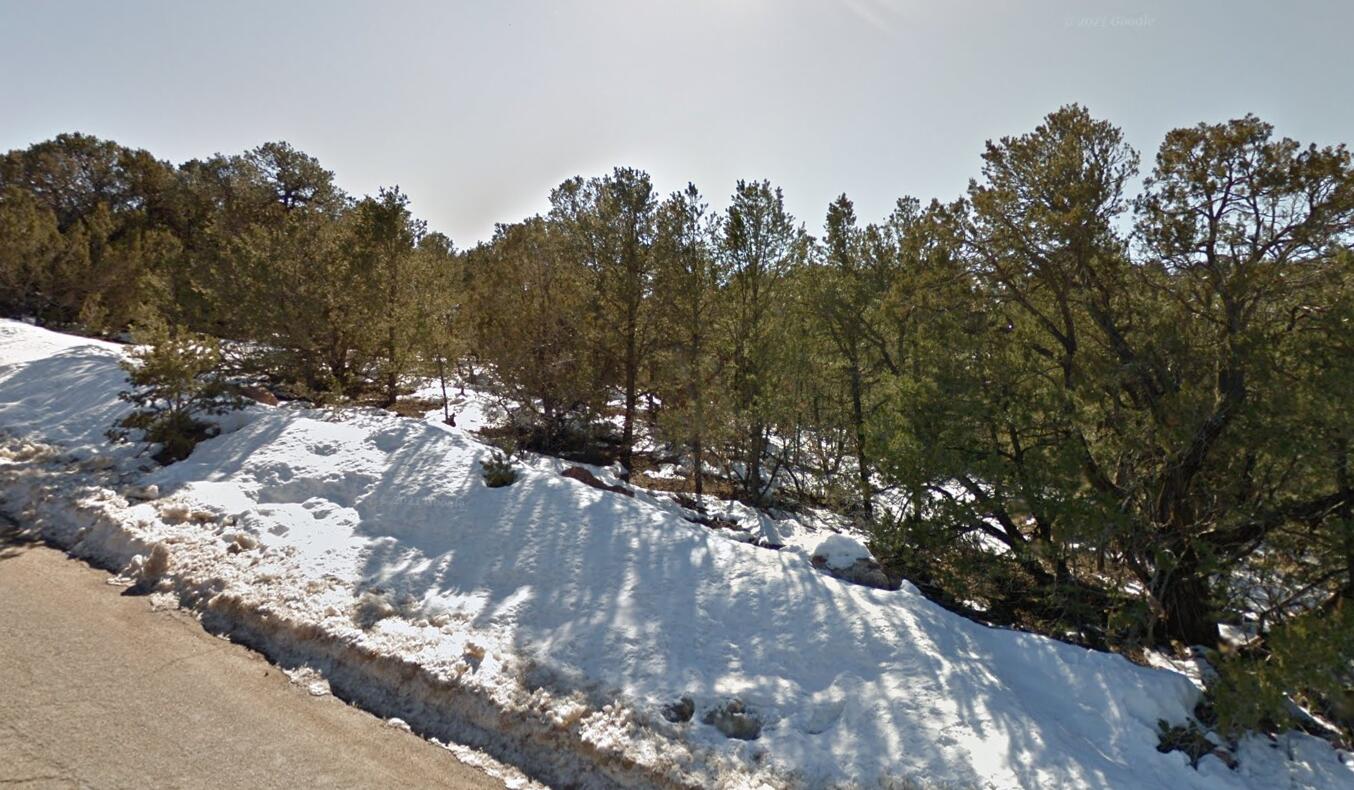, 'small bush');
108,318,243,464
480,451,518,488
1156,719,1223,768
1212,605,1354,743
